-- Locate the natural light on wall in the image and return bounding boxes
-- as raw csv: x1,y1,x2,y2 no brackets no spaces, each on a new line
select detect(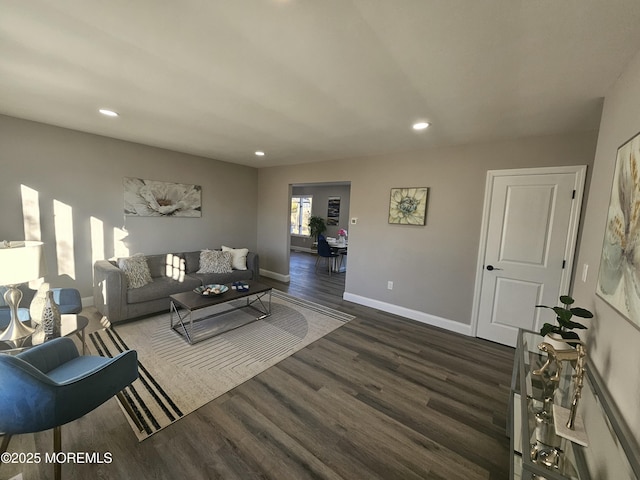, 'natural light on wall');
90,216,105,274
53,200,76,279
113,227,130,258
21,185,41,241
21,185,44,288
